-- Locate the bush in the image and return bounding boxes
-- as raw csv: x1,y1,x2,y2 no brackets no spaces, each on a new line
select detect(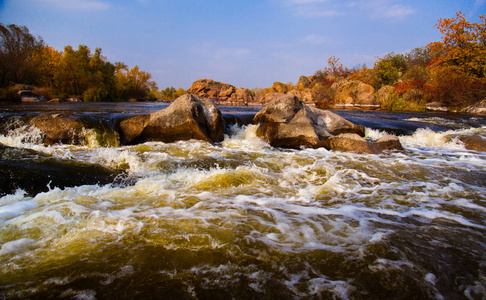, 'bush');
83,87,113,102
0,86,21,102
